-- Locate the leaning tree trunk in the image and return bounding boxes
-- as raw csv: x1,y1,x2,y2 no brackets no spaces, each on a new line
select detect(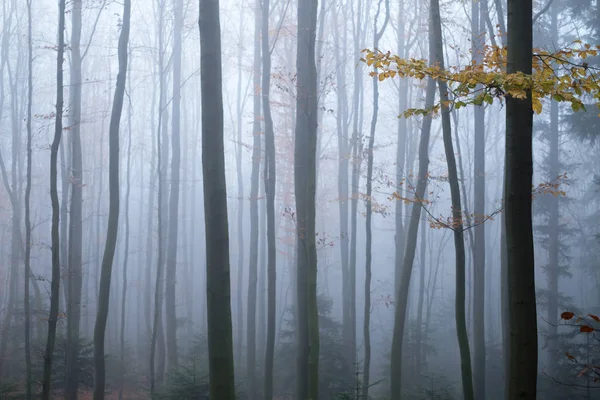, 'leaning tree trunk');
65,1,84,398
505,1,537,399
390,8,436,399
431,0,475,397
92,1,130,398
363,1,389,398
295,1,320,399
199,0,236,397
42,1,65,397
